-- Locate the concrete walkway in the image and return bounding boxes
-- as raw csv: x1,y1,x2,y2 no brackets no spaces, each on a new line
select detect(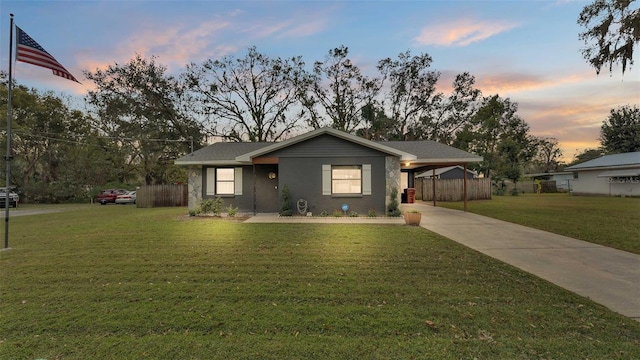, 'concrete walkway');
402,202,640,321
245,212,404,224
